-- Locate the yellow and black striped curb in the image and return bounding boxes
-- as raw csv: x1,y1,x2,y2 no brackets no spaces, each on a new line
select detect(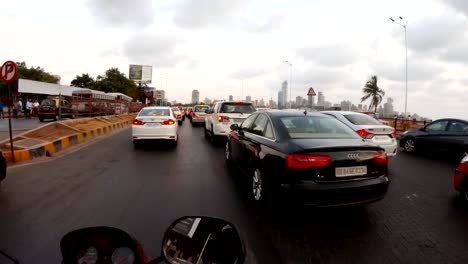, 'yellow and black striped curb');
4,119,132,163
